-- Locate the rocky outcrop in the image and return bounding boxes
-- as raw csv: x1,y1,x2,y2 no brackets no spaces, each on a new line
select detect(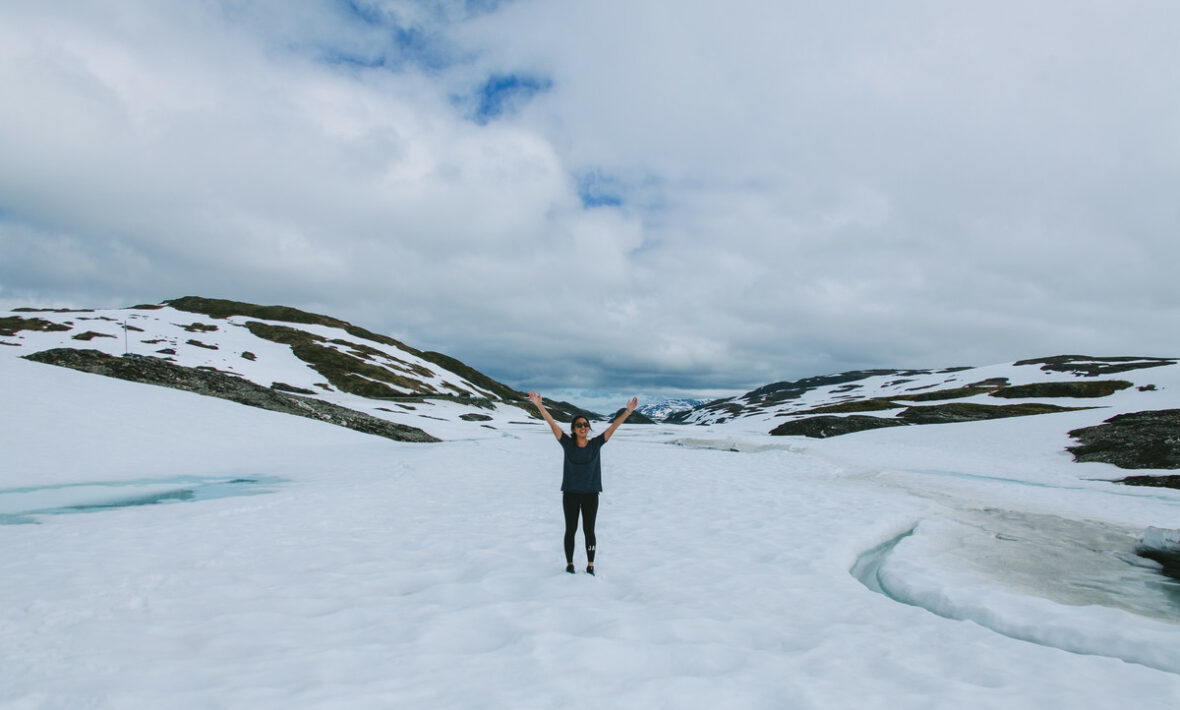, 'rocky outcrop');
770,402,1086,438
23,348,440,443
1015,355,1177,377
796,398,902,415
1118,475,1180,489
896,402,1085,425
0,316,72,337
991,380,1133,398
894,378,1010,402
1067,410,1180,470
770,415,906,438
